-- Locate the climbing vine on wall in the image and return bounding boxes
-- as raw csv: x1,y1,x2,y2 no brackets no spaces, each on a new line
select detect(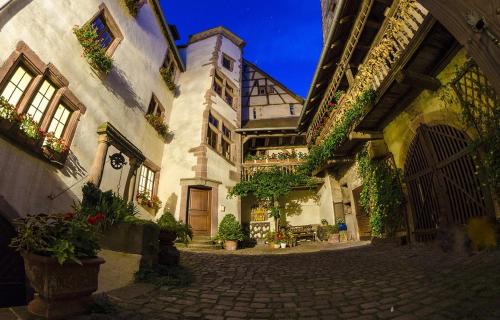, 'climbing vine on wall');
356,149,404,237
301,89,376,174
